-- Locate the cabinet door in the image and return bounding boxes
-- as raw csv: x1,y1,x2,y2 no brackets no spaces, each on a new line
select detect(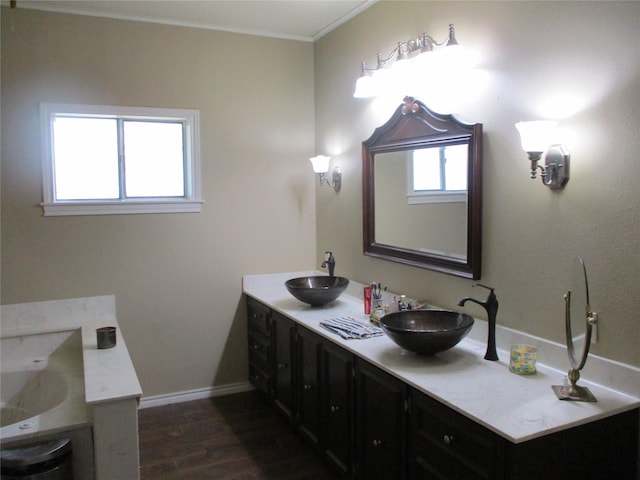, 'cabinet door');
272,311,295,420
248,330,271,395
321,340,354,476
409,389,504,480
296,326,322,447
355,360,407,480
